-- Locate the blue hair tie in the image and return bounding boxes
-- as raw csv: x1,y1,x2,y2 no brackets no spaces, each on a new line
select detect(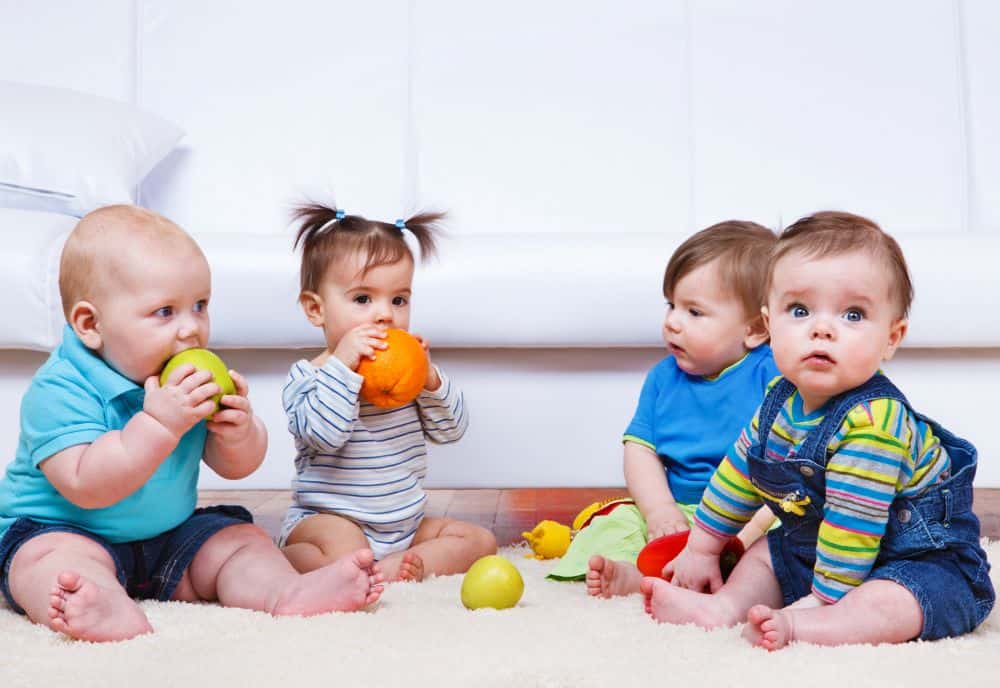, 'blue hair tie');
395,219,406,231
335,209,346,220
